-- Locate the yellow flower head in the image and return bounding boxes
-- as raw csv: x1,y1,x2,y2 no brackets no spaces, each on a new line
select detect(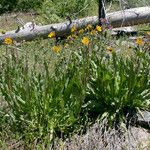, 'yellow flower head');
79,29,84,34
90,30,97,35
52,45,61,53
71,25,77,33
135,38,144,45
96,25,102,32
48,31,55,38
107,47,113,52
81,37,90,46
4,37,13,45
86,24,93,30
